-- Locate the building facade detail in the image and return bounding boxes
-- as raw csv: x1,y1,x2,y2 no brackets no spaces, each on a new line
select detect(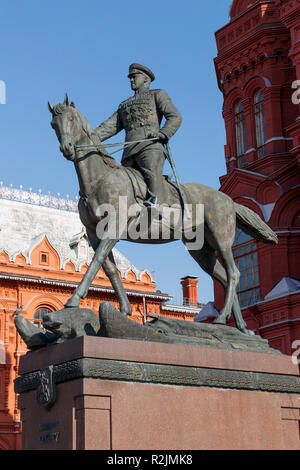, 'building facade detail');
214,0,300,355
